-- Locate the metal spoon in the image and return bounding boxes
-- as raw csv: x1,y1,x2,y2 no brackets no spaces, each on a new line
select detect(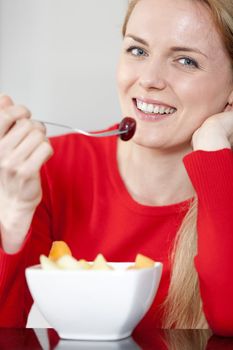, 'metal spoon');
37,120,127,137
